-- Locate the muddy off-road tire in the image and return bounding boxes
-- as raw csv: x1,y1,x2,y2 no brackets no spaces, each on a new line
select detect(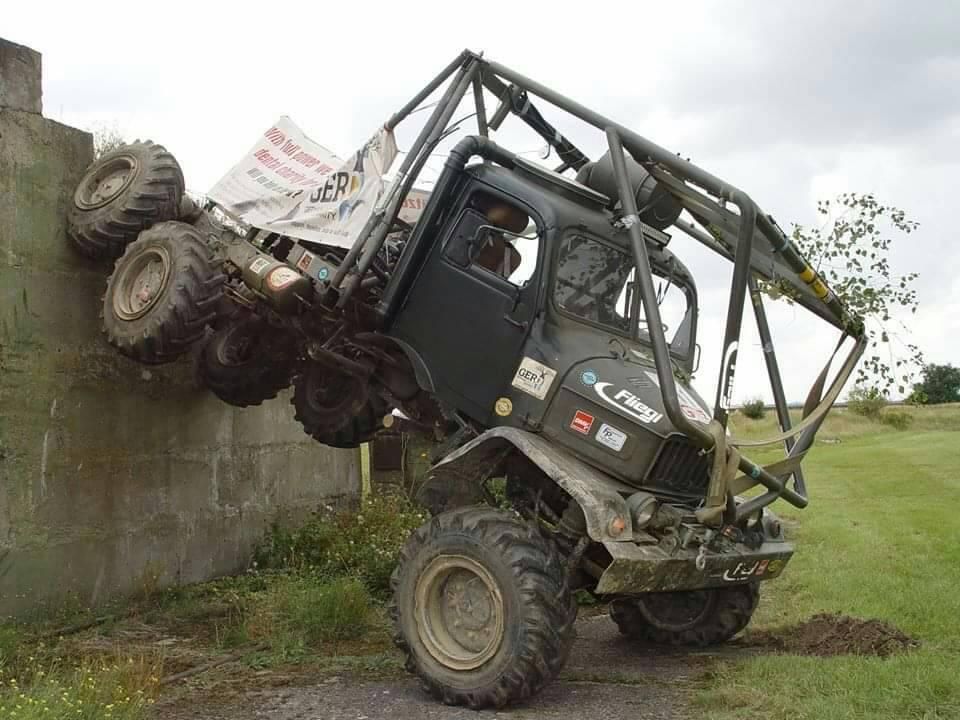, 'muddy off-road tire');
69,141,184,259
198,317,294,407
292,364,371,440
102,221,224,364
609,582,760,647
304,393,390,448
390,507,577,709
